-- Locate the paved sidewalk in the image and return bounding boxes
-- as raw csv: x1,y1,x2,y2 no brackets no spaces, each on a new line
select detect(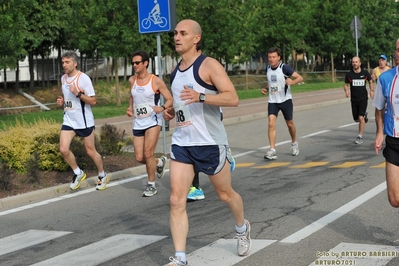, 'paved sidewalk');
0,88,347,210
